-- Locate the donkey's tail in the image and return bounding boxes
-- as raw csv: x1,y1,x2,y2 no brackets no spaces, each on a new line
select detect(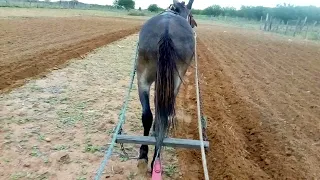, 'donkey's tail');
154,28,177,150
